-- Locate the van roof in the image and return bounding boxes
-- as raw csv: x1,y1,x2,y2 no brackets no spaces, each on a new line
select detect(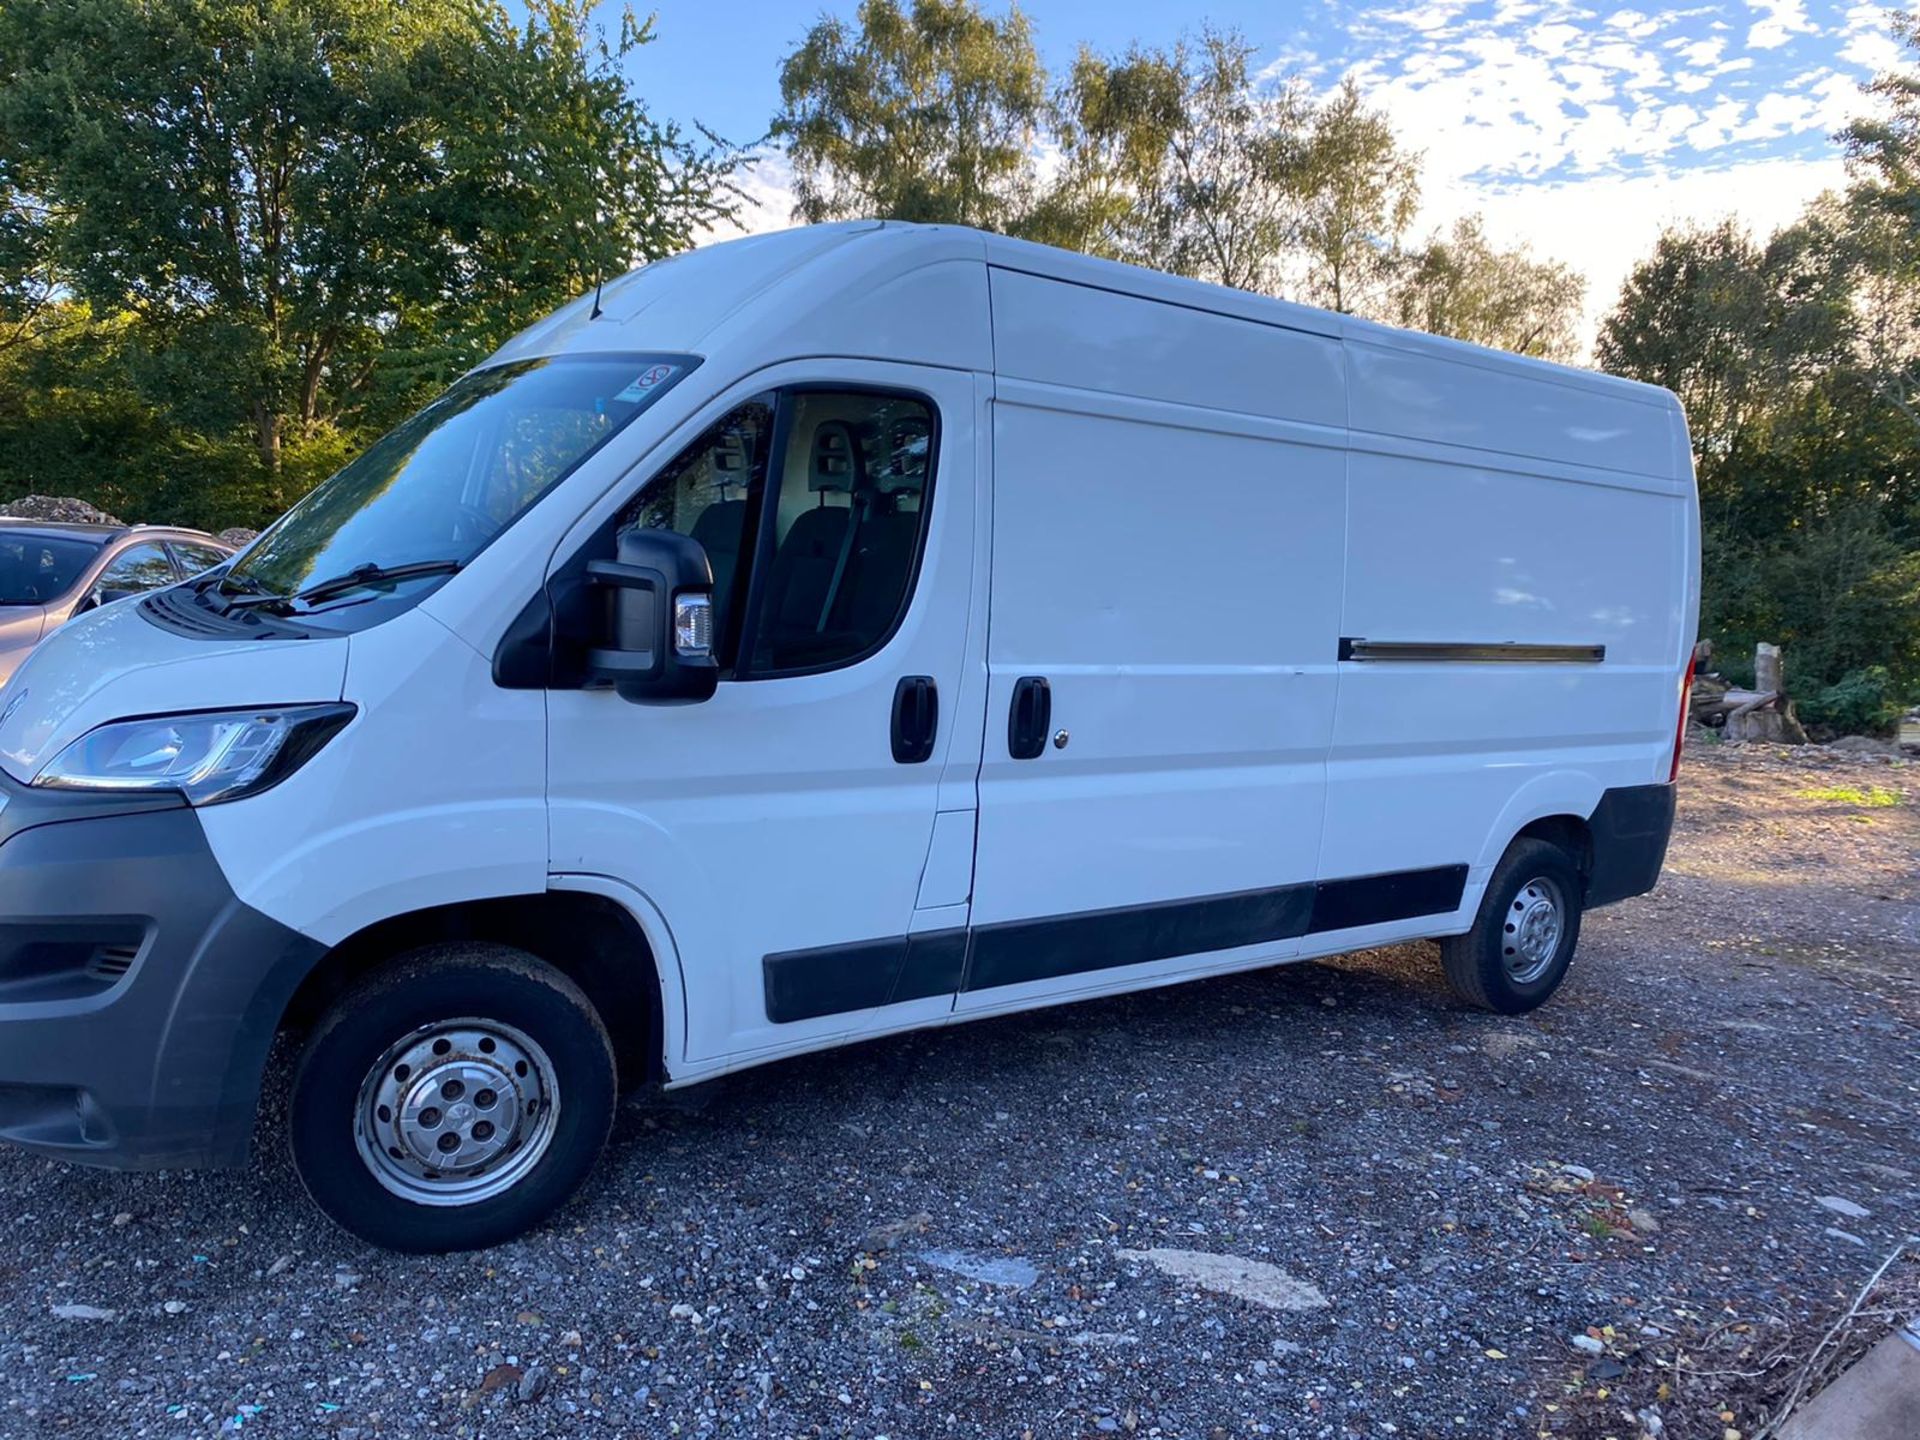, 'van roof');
486,221,1674,411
